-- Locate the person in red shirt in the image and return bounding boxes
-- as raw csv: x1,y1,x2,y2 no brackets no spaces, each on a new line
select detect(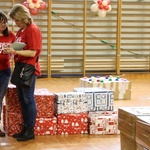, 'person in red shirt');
4,4,42,141
0,11,16,137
